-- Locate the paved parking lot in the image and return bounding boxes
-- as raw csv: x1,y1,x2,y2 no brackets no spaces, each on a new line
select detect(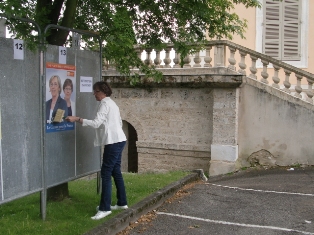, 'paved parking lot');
124,167,314,235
